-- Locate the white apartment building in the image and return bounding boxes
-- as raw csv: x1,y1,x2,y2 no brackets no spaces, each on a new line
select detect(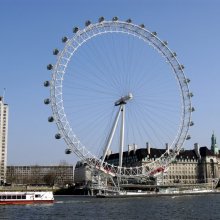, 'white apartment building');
0,96,8,184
